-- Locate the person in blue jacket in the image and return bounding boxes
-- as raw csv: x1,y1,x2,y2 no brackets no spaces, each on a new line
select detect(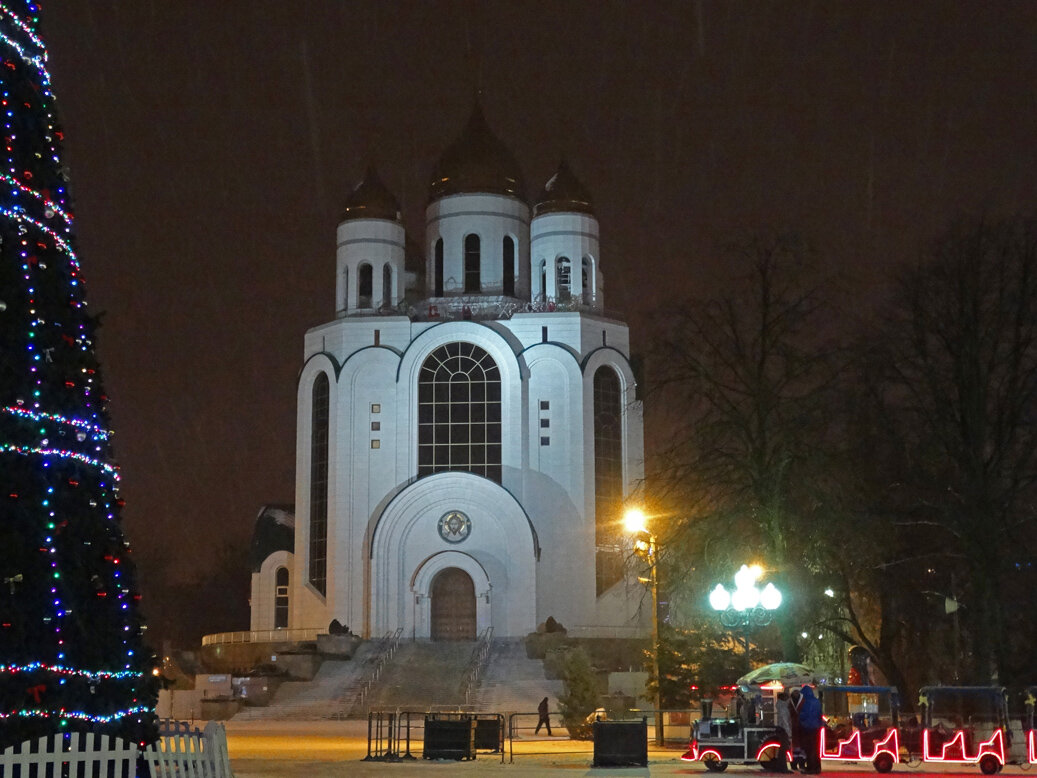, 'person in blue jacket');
797,685,824,773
